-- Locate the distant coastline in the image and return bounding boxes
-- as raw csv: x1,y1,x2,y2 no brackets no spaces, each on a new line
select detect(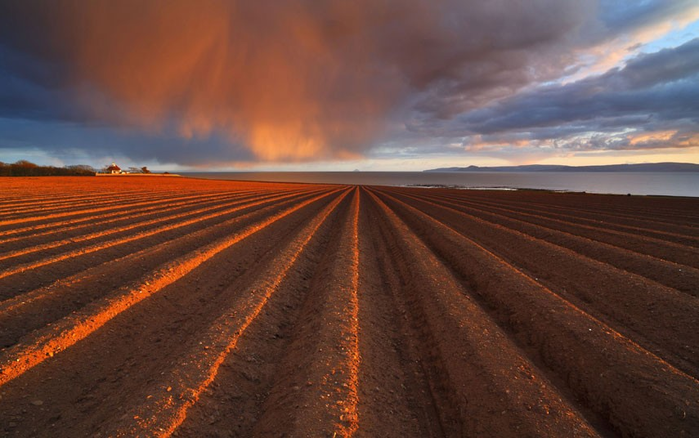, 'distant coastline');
424,162,699,173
